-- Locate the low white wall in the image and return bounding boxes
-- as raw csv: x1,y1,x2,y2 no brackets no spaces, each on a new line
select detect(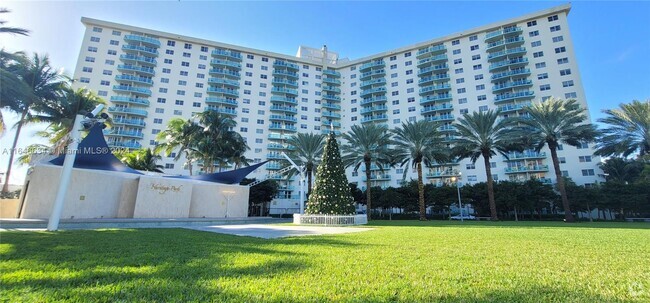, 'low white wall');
19,164,250,219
